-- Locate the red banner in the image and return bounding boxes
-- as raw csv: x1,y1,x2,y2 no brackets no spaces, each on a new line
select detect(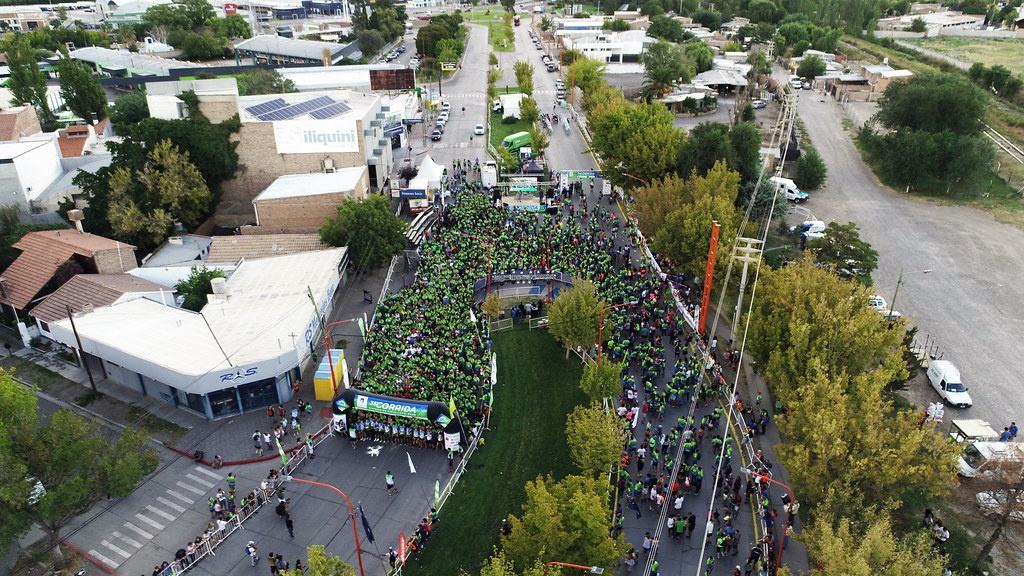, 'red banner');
398,533,406,565
223,3,237,14
699,221,720,335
